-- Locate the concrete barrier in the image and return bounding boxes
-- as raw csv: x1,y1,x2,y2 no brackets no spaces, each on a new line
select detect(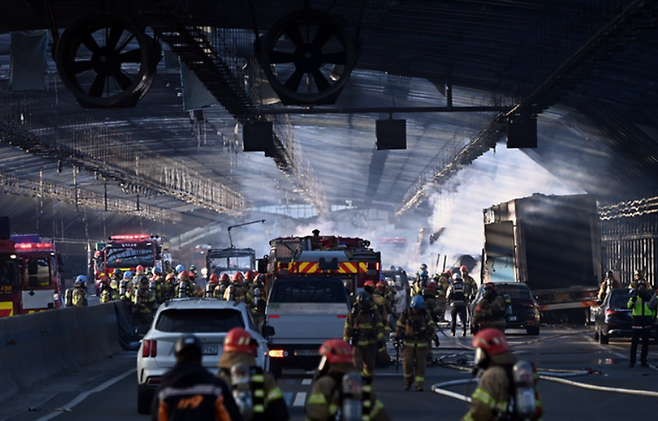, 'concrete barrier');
0,316,19,402
7,310,67,388
0,303,124,404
